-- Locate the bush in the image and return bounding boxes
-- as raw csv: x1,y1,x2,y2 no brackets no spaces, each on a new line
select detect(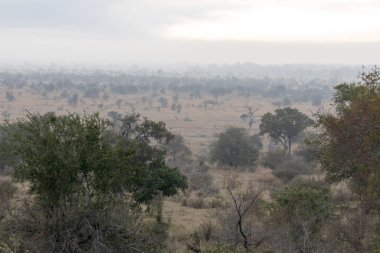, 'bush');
165,134,192,164
272,158,311,182
4,196,169,253
261,150,289,170
270,180,334,253
0,178,16,221
294,132,321,163
0,112,187,252
182,197,205,209
188,172,215,195
210,127,259,168
209,197,225,209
